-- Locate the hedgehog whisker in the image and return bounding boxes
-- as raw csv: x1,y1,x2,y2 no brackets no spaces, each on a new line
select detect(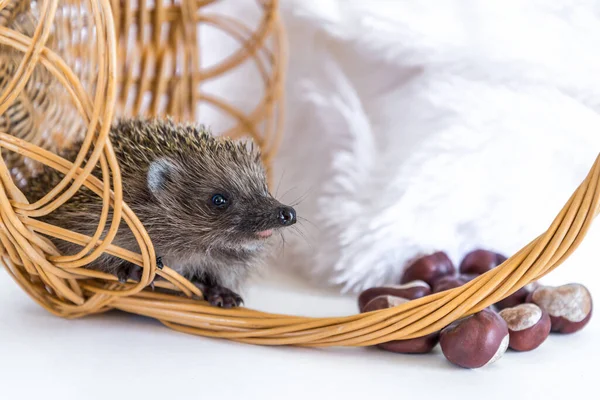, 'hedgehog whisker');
298,216,318,231
290,187,313,207
292,222,311,238
278,185,298,202
274,168,286,199
290,225,314,251
277,230,286,257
